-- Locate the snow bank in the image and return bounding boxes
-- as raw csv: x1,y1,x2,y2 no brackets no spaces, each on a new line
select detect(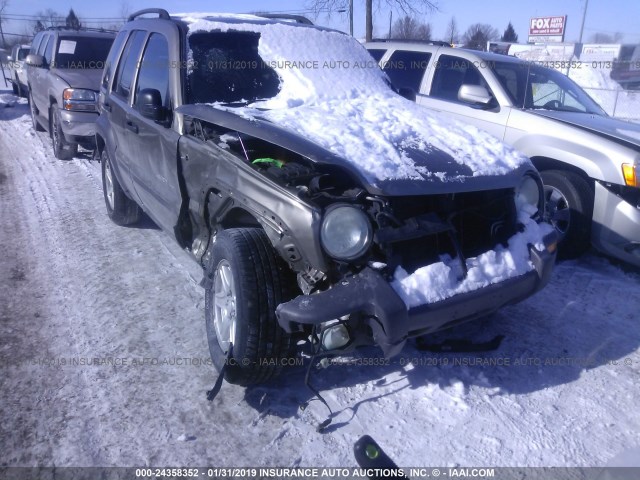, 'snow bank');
175,13,530,183
392,211,554,308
